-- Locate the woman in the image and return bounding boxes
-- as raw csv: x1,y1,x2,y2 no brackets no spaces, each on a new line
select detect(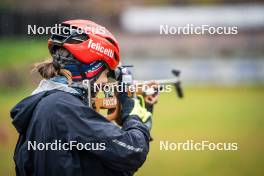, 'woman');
11,20,156,176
